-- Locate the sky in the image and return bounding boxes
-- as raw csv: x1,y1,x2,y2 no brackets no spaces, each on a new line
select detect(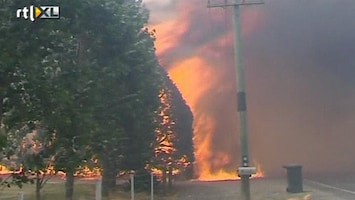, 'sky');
143,0,355,177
